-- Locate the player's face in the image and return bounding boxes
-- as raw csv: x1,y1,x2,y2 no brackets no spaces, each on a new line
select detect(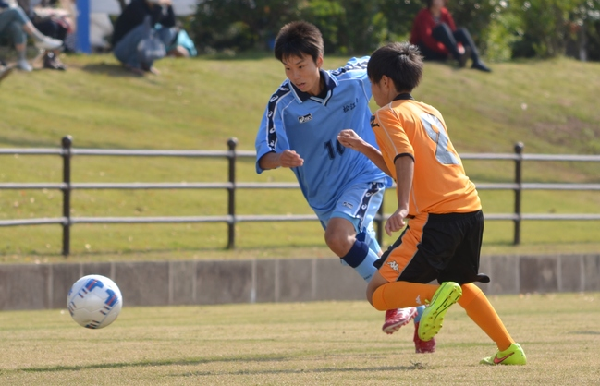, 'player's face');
282,53,323,96
371,78,386,108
